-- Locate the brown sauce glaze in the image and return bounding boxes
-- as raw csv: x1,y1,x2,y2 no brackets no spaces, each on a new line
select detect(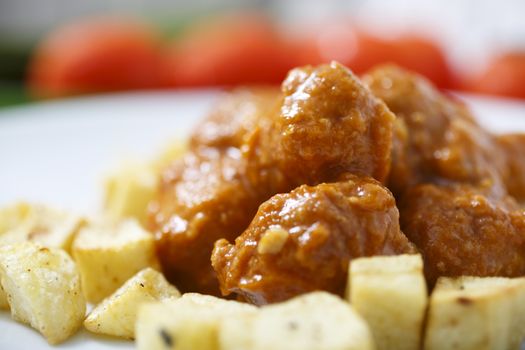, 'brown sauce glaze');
399,183,525,286
212,174,415,305
150,62,396,294
363,65,507,198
